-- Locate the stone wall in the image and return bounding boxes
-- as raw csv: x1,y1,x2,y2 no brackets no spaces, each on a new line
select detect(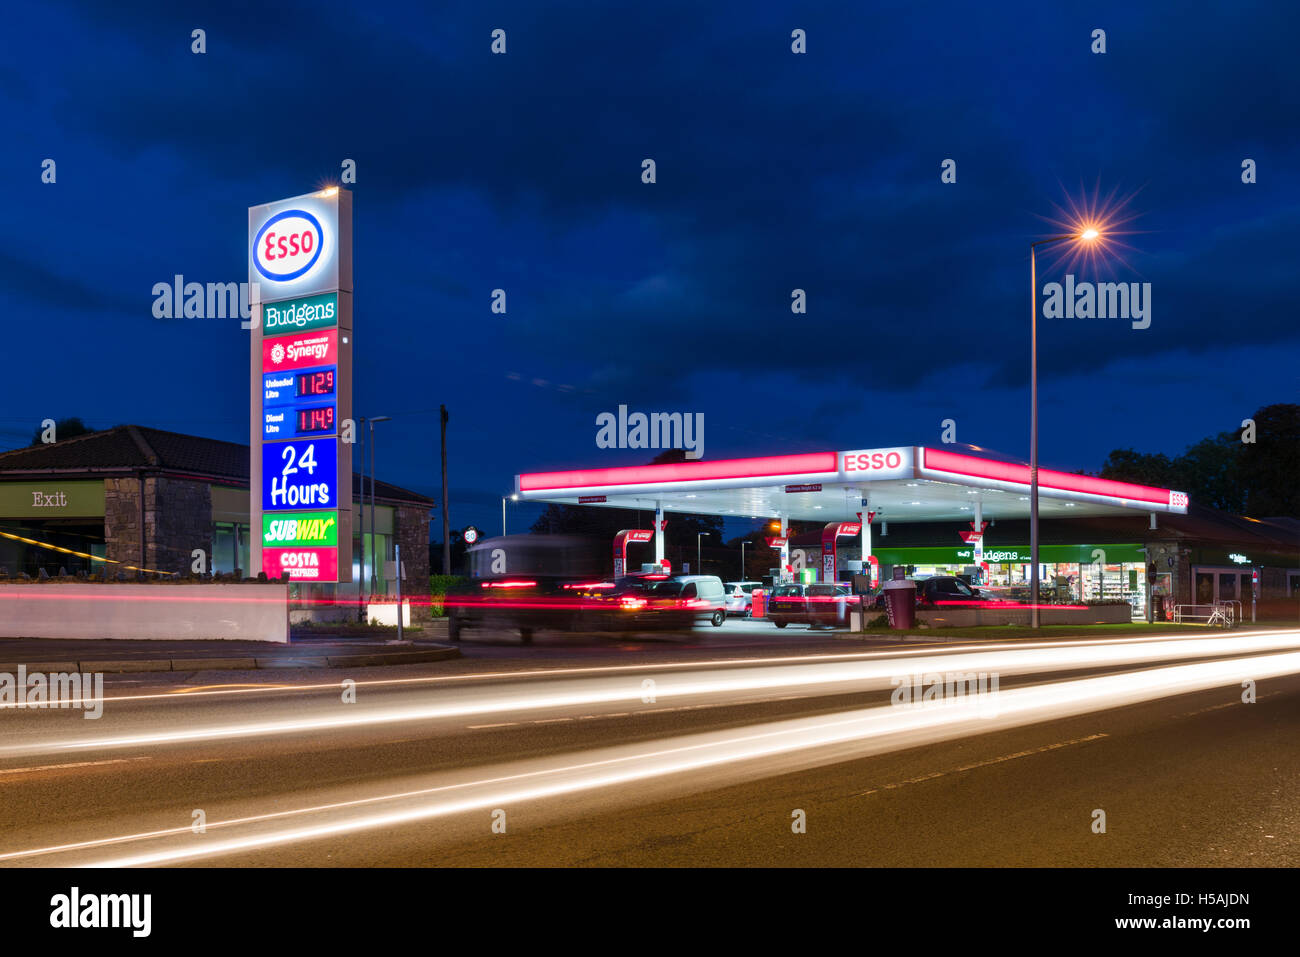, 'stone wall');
103,474,212,576
103,476,143,571
148,476,212,575
395,504,432,621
